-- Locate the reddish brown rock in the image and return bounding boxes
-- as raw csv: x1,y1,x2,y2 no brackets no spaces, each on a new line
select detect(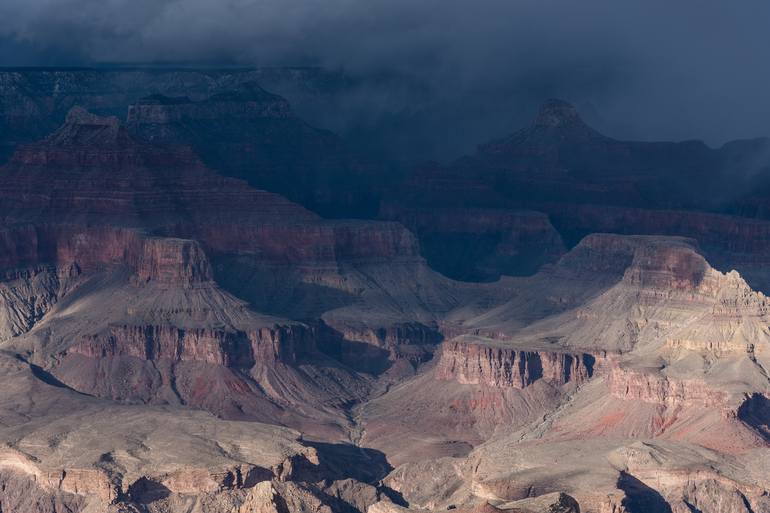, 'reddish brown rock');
135,238,213,286
0,107,417,276
69,323,316,368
